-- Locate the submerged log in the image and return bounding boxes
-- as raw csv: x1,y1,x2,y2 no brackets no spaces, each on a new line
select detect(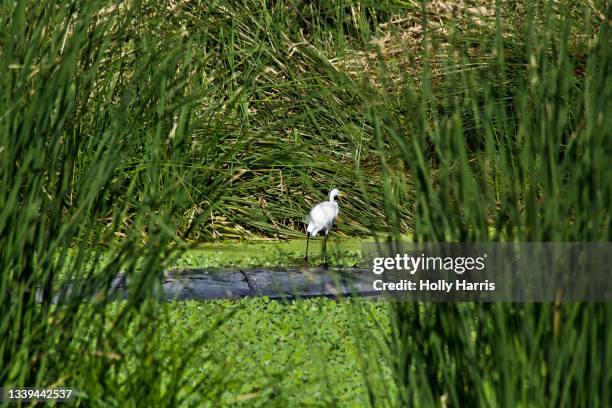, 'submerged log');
38,267,378,303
